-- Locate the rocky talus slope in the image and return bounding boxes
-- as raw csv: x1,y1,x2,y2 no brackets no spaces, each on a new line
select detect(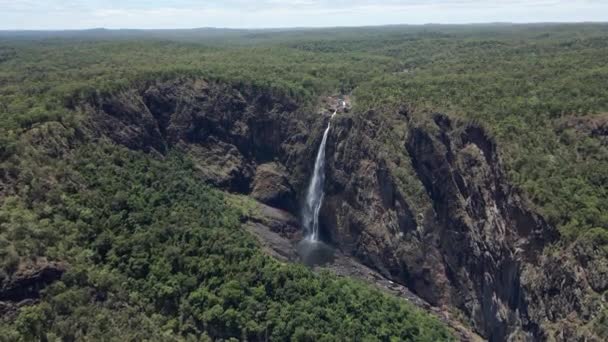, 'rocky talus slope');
4,78,602,341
